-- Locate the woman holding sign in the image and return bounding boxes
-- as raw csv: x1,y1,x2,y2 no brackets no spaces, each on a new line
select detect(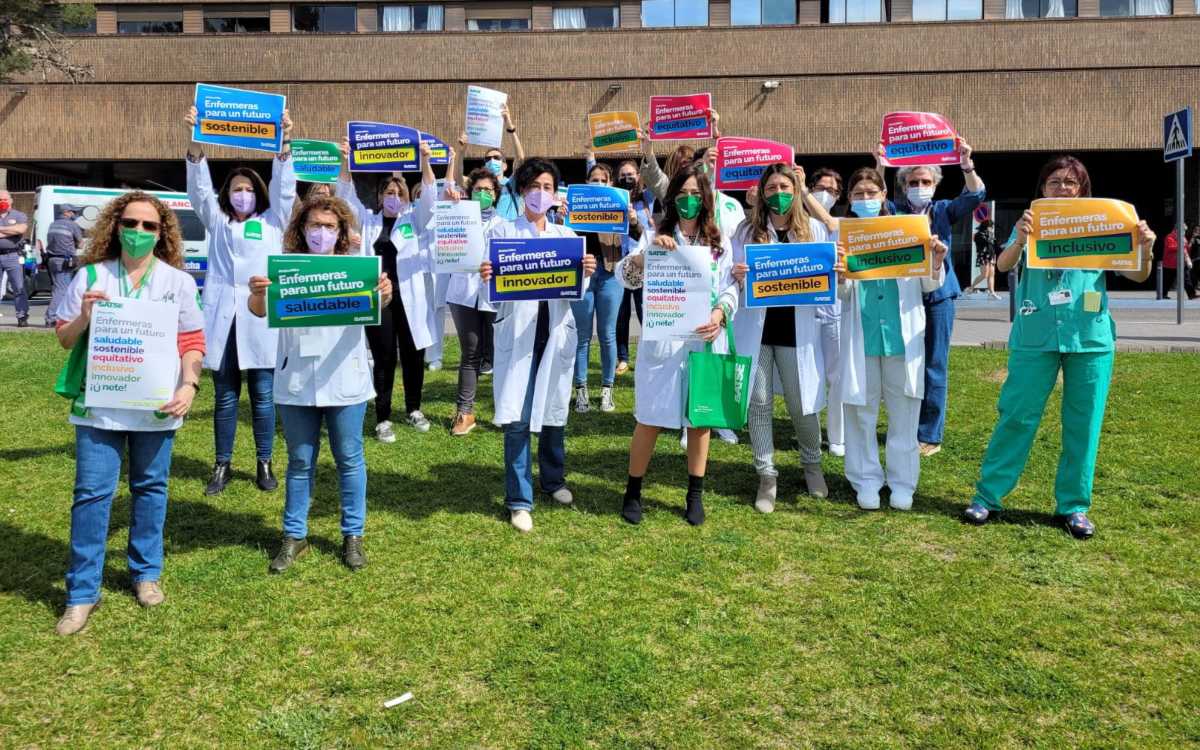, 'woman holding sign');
53,192,205,636
834,168,948,512
964,156,1154,539
729,164,833,513
248,195,393,571
571,163,643,414
614,164,738,527
478,158,596,534
185,106,295,497
336,140,438,441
